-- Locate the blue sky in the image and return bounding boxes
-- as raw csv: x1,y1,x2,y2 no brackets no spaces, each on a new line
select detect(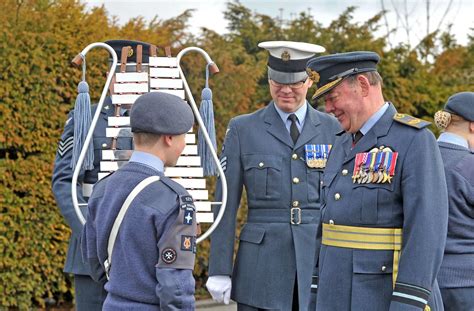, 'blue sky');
84,0,473,46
